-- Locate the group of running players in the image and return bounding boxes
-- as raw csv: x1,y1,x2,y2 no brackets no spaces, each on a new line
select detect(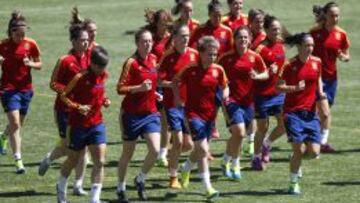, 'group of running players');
0,0,350,203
